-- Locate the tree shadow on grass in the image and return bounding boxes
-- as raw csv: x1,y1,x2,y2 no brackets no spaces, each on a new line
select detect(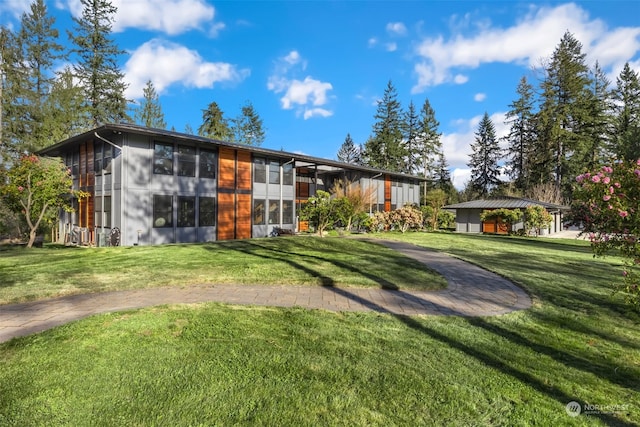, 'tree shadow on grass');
320,286,636,427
